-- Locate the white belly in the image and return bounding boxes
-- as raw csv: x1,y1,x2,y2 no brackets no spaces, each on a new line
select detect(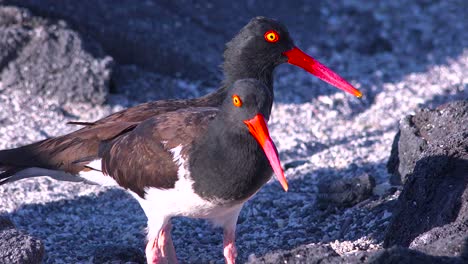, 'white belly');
79,157,244,239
